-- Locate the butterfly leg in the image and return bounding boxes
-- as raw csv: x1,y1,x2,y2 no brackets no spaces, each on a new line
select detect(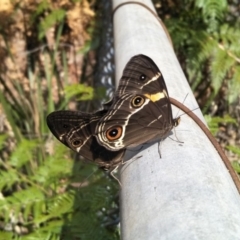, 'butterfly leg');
109,155,143,186
158,140,162,158
172,127,184,144
110,165,122,187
